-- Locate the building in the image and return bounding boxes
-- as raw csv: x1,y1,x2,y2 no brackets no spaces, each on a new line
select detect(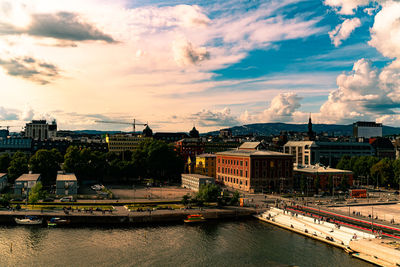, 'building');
293,164,353,194
204,140,240,154
283,141,374,167
153,132,189,142
175,138,205,162
14,173,41,197
0,173,7,193
25,120,57,140
0,129,9,139
105,134,151,154
353,121,382,138
181,173,215,192
56,173,78,195
369,137,395,159
306,115,315,141
194,154,216,178
0,137,32,155
216,143,294,193
219,128,232,139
